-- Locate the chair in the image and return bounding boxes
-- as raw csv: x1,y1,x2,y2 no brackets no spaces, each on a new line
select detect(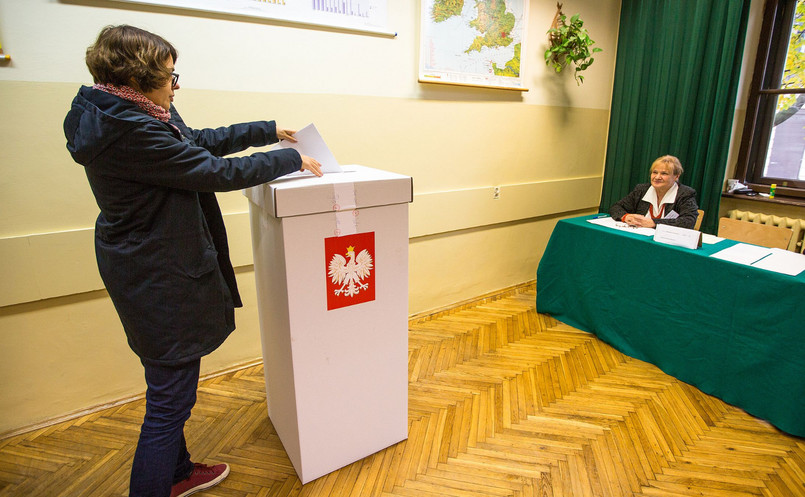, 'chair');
717,217,794,249
694,209,704,231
